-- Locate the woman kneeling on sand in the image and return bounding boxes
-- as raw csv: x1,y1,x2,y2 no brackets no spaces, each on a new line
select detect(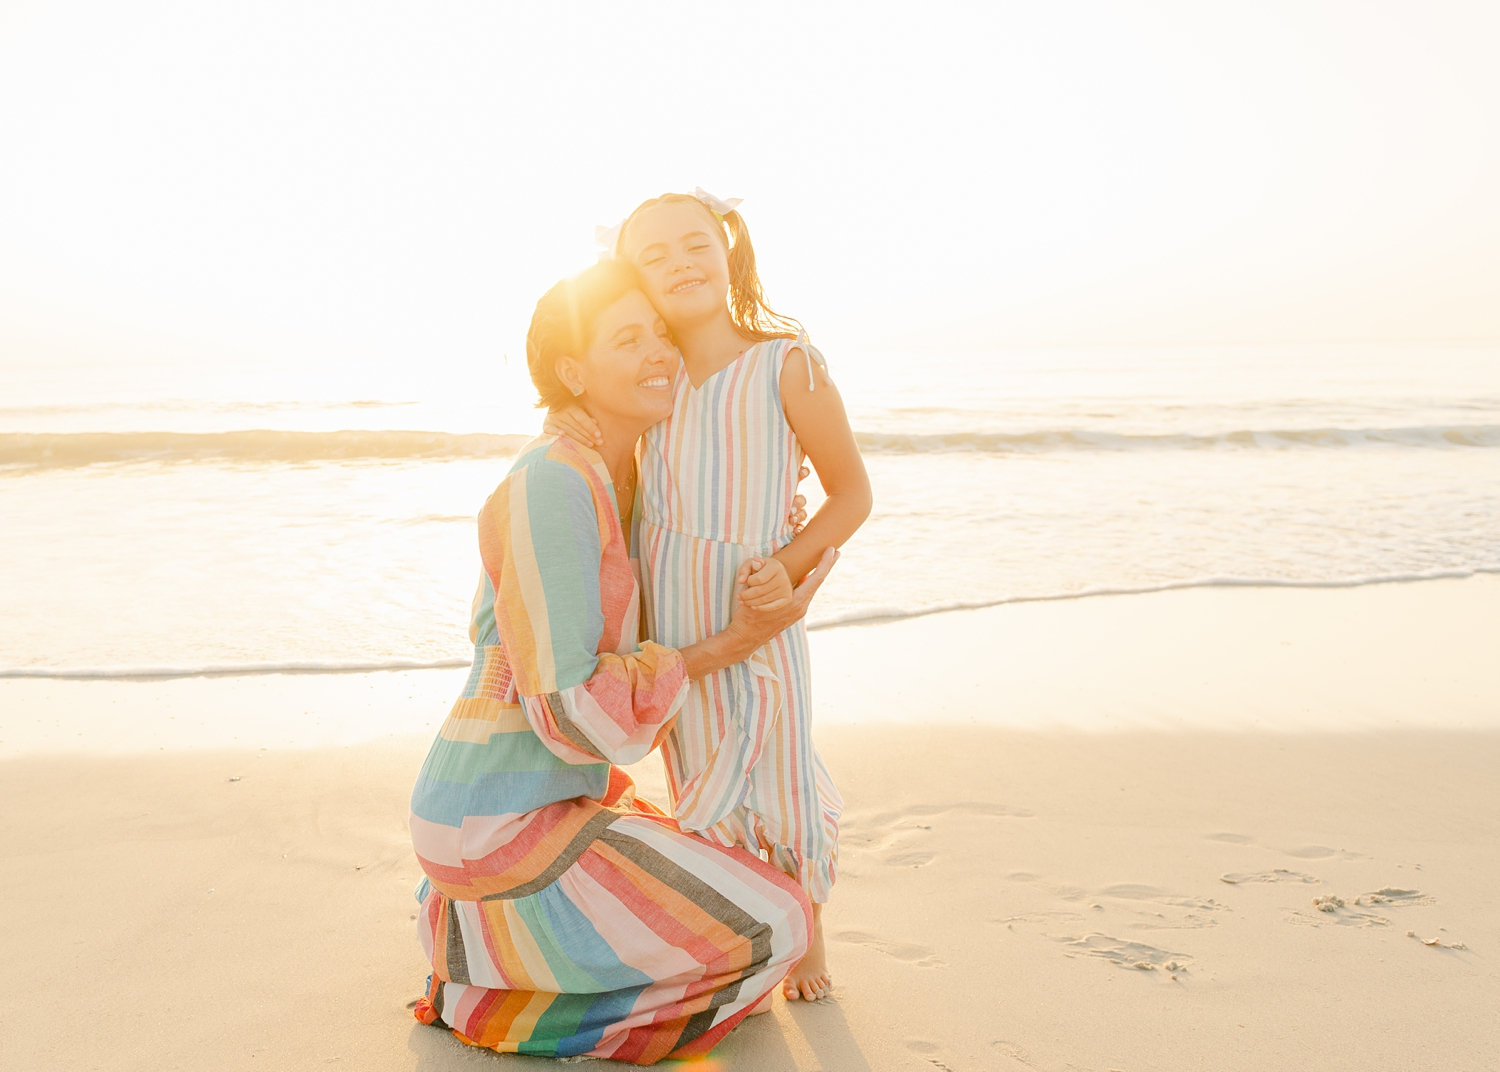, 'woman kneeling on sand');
408,258,836,1064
